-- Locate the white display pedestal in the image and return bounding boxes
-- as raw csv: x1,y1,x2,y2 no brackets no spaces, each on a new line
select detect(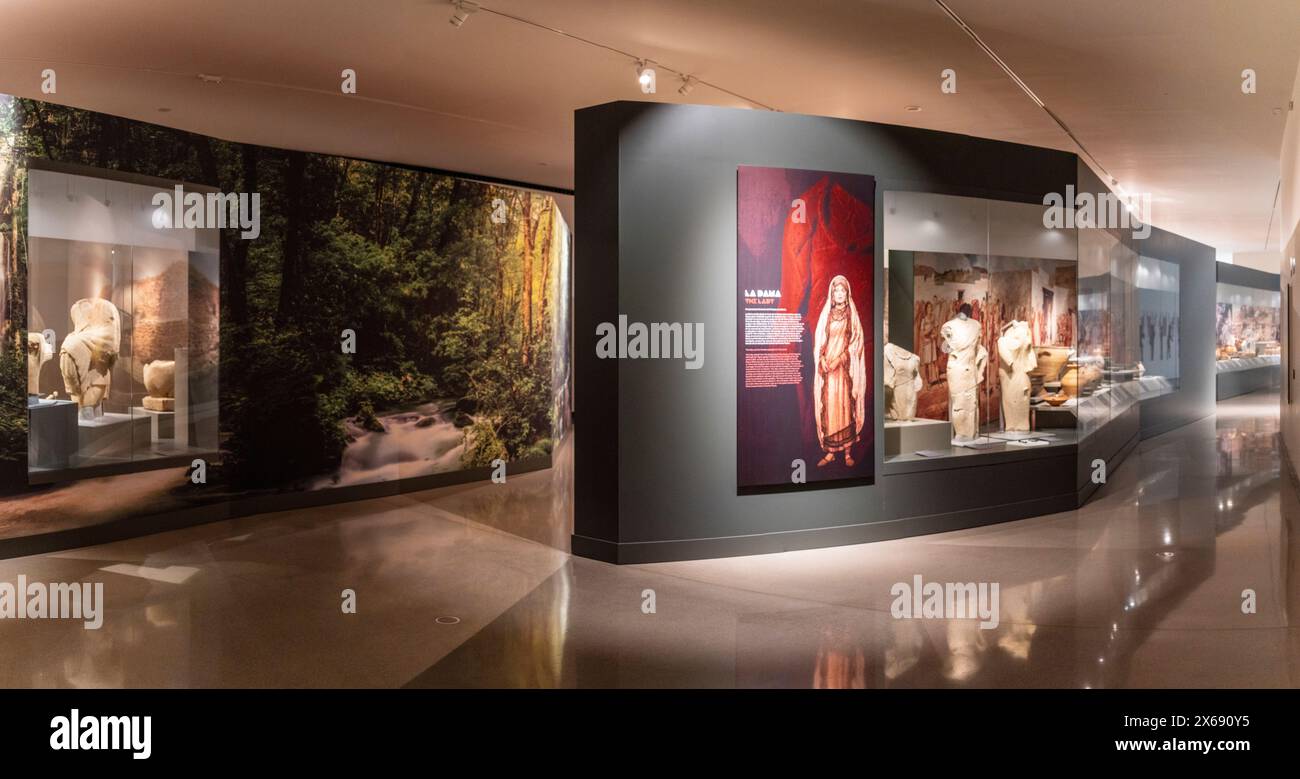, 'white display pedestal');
133,407,176,442
884,418,952,456
77,412,151,459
